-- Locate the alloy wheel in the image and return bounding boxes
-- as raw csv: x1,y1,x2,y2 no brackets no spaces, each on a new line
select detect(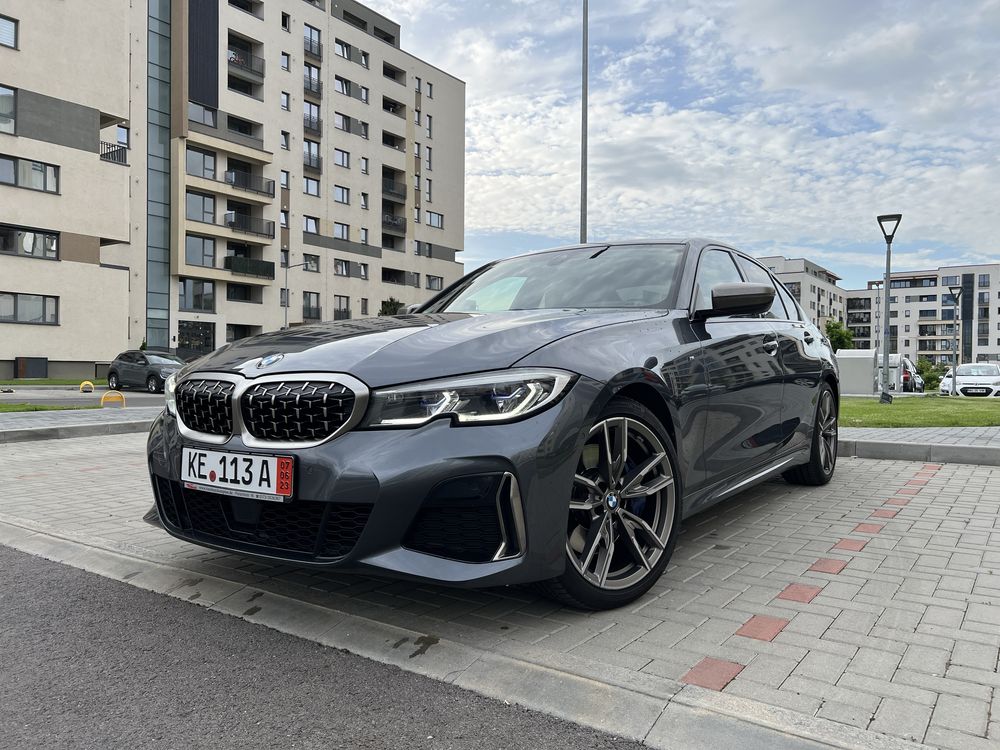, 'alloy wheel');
147,376,159,393
817,389,838,474
567,416,676,590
